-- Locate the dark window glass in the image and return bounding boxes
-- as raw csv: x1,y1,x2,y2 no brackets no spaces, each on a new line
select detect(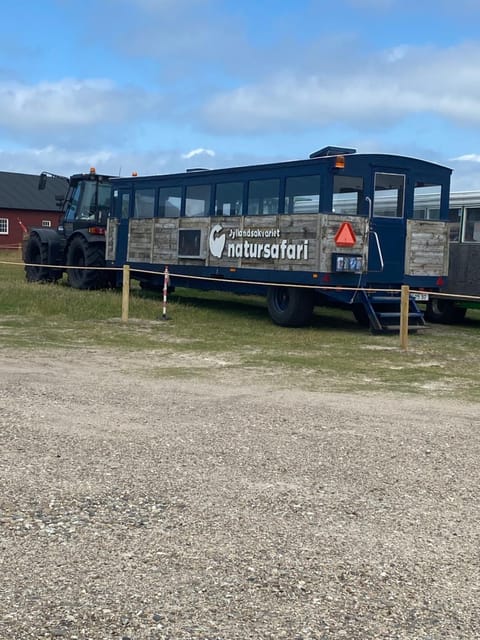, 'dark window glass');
332,175,364,215
247,179,280,215
134,188,155,218
464,207,480,242
185,184,211,217
448,208,461,242
284,175,320,213
159,186,182,218
413,183,441,220
121,193,130,219
215,182,243,216
373,173,405,218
